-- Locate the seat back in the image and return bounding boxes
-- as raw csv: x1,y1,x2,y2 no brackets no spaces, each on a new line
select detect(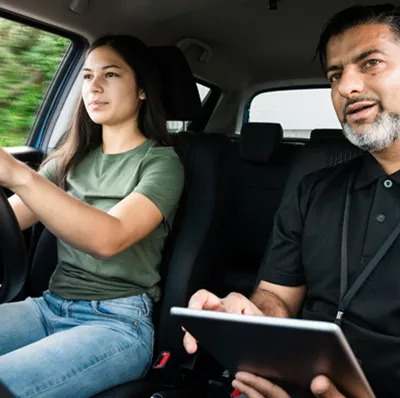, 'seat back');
223,123,299,296
155,131,234,356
